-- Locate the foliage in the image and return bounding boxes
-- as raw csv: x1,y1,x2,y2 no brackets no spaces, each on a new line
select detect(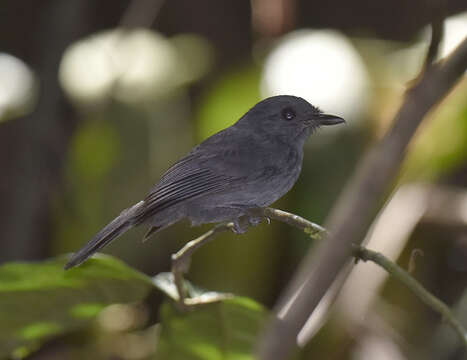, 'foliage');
0,255,152,358
0,256,271,360
156,298,267,360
